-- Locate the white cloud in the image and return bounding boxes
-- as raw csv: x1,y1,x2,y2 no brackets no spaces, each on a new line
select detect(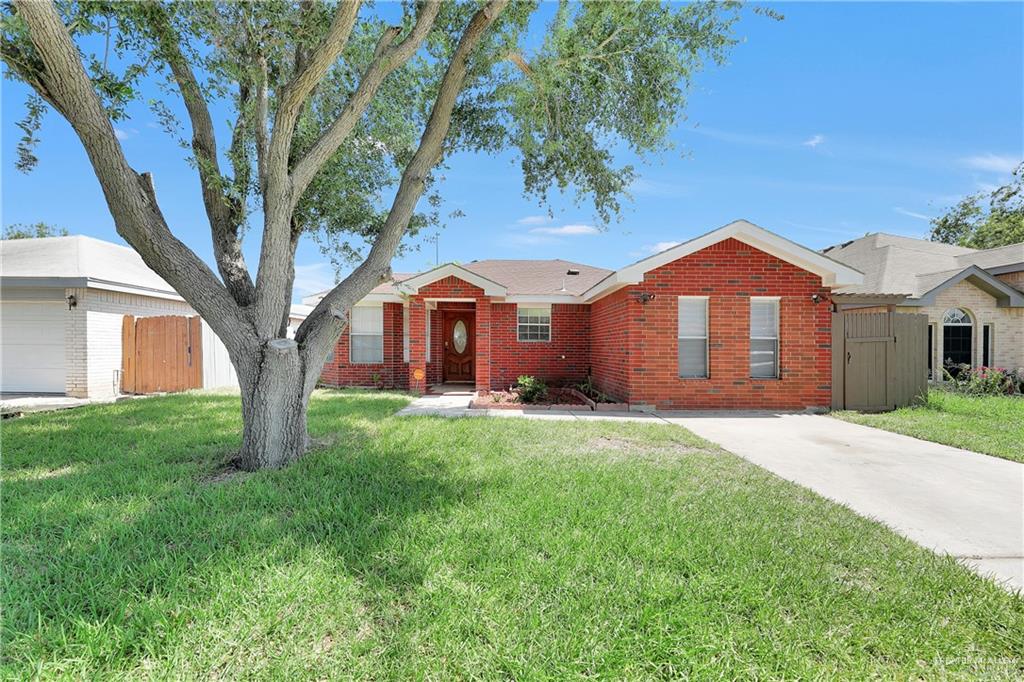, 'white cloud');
893,207,932,221
114,127,139,141
962,153,1020,174
529,224,599,236
516,215,550,226
802,134,825,148
640,241,682,255
292,263,336,298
